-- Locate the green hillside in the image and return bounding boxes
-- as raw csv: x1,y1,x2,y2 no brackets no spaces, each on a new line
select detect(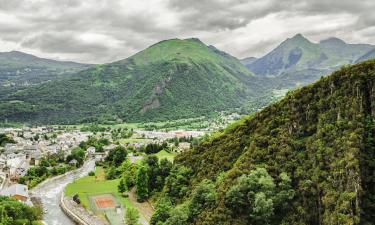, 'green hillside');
152,60,375,225
0,51,90,98
0,38,266,124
